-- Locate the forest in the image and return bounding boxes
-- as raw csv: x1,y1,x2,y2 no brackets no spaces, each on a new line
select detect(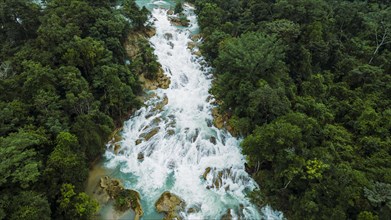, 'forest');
0,0,157,219
190,0,391,219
